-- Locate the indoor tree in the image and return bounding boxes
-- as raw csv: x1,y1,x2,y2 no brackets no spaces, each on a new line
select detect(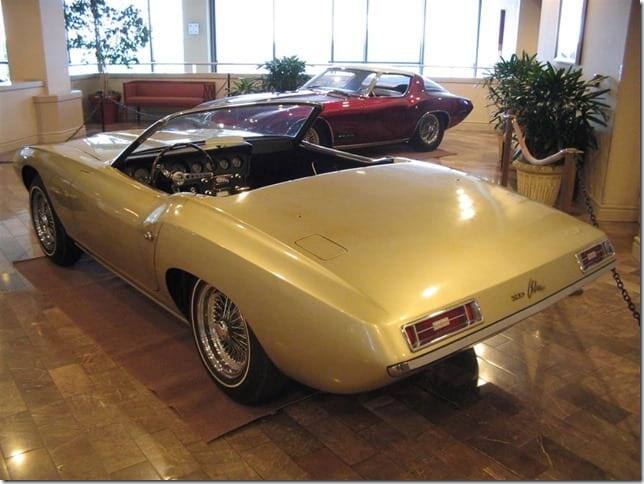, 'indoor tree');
64,0,150,73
